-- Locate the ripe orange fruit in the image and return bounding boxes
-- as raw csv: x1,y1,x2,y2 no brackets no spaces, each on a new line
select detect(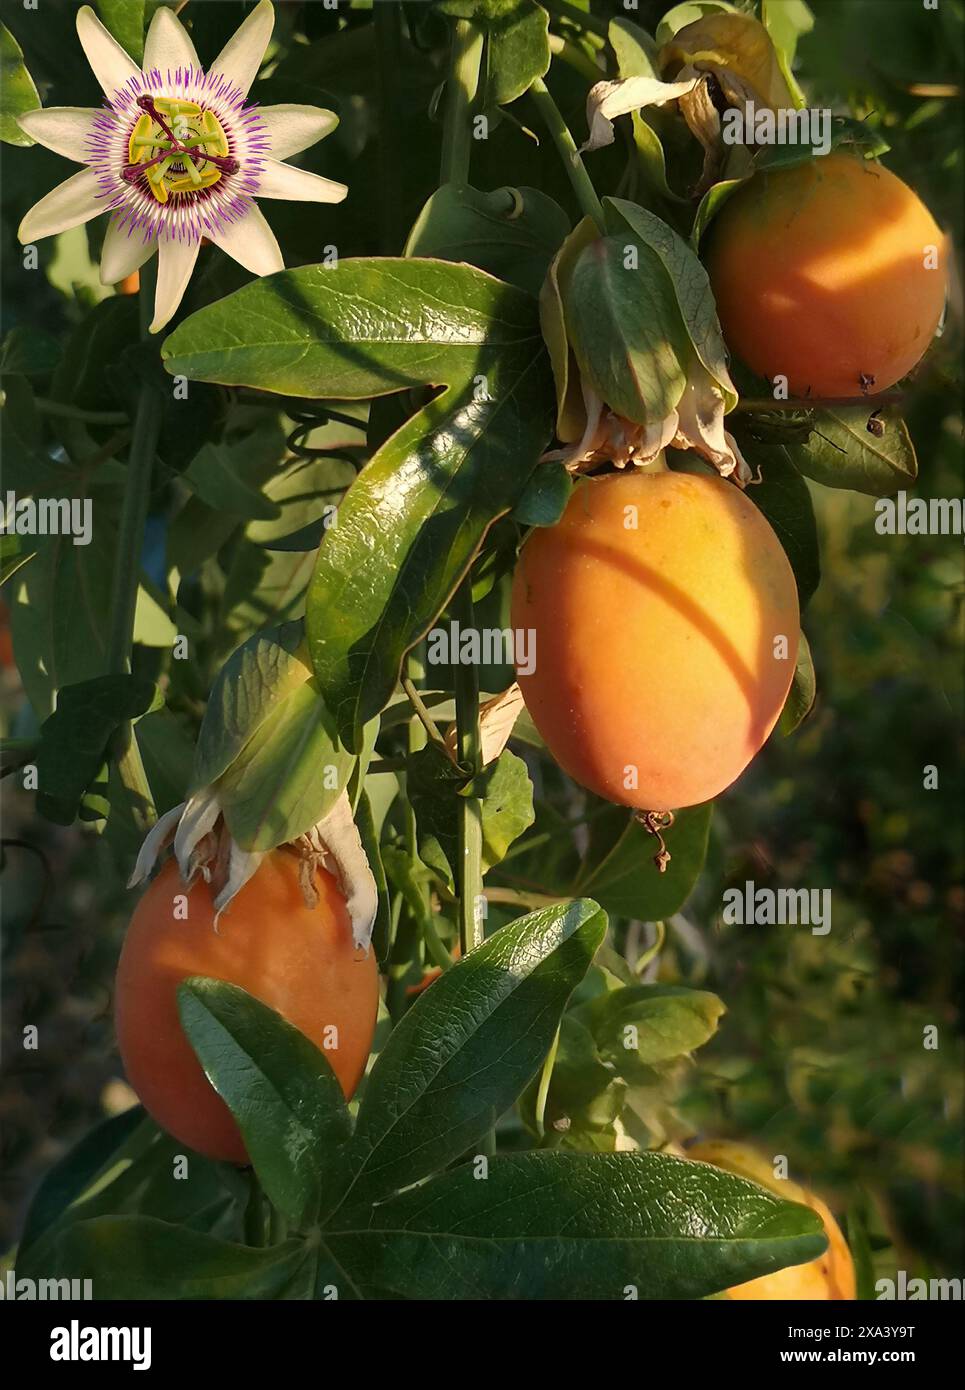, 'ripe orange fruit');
115,850,379,1164
688,1140,856,1300
510,470,798,811
706,153,947,399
